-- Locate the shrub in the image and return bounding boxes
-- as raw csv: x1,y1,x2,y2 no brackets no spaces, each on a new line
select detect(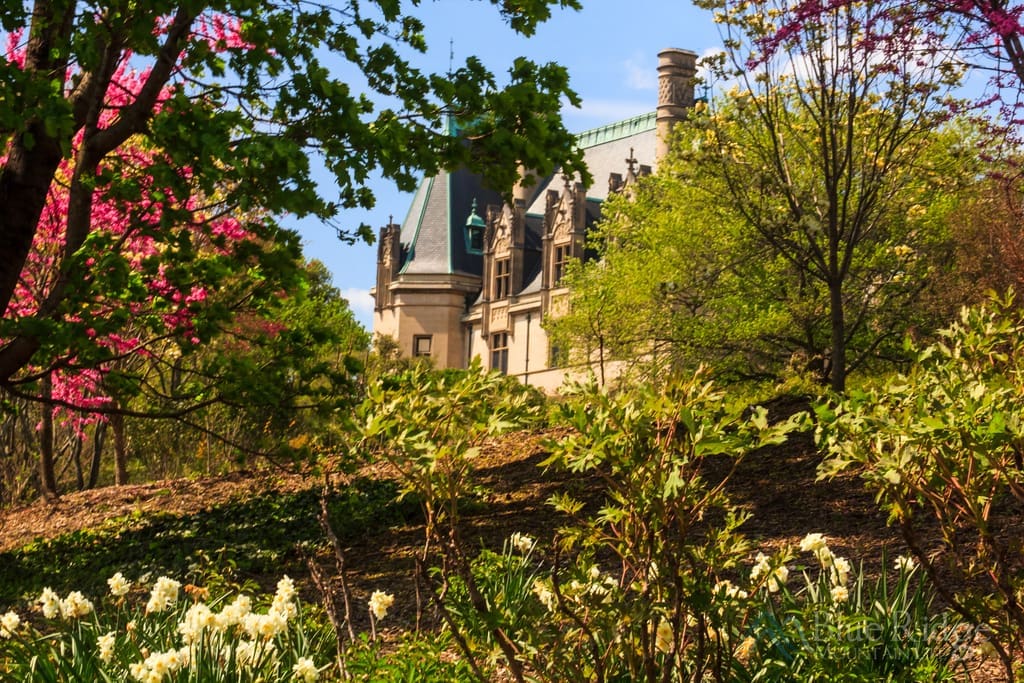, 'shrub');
436,373,802,682
346,360,545,680
817,292,1024,679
